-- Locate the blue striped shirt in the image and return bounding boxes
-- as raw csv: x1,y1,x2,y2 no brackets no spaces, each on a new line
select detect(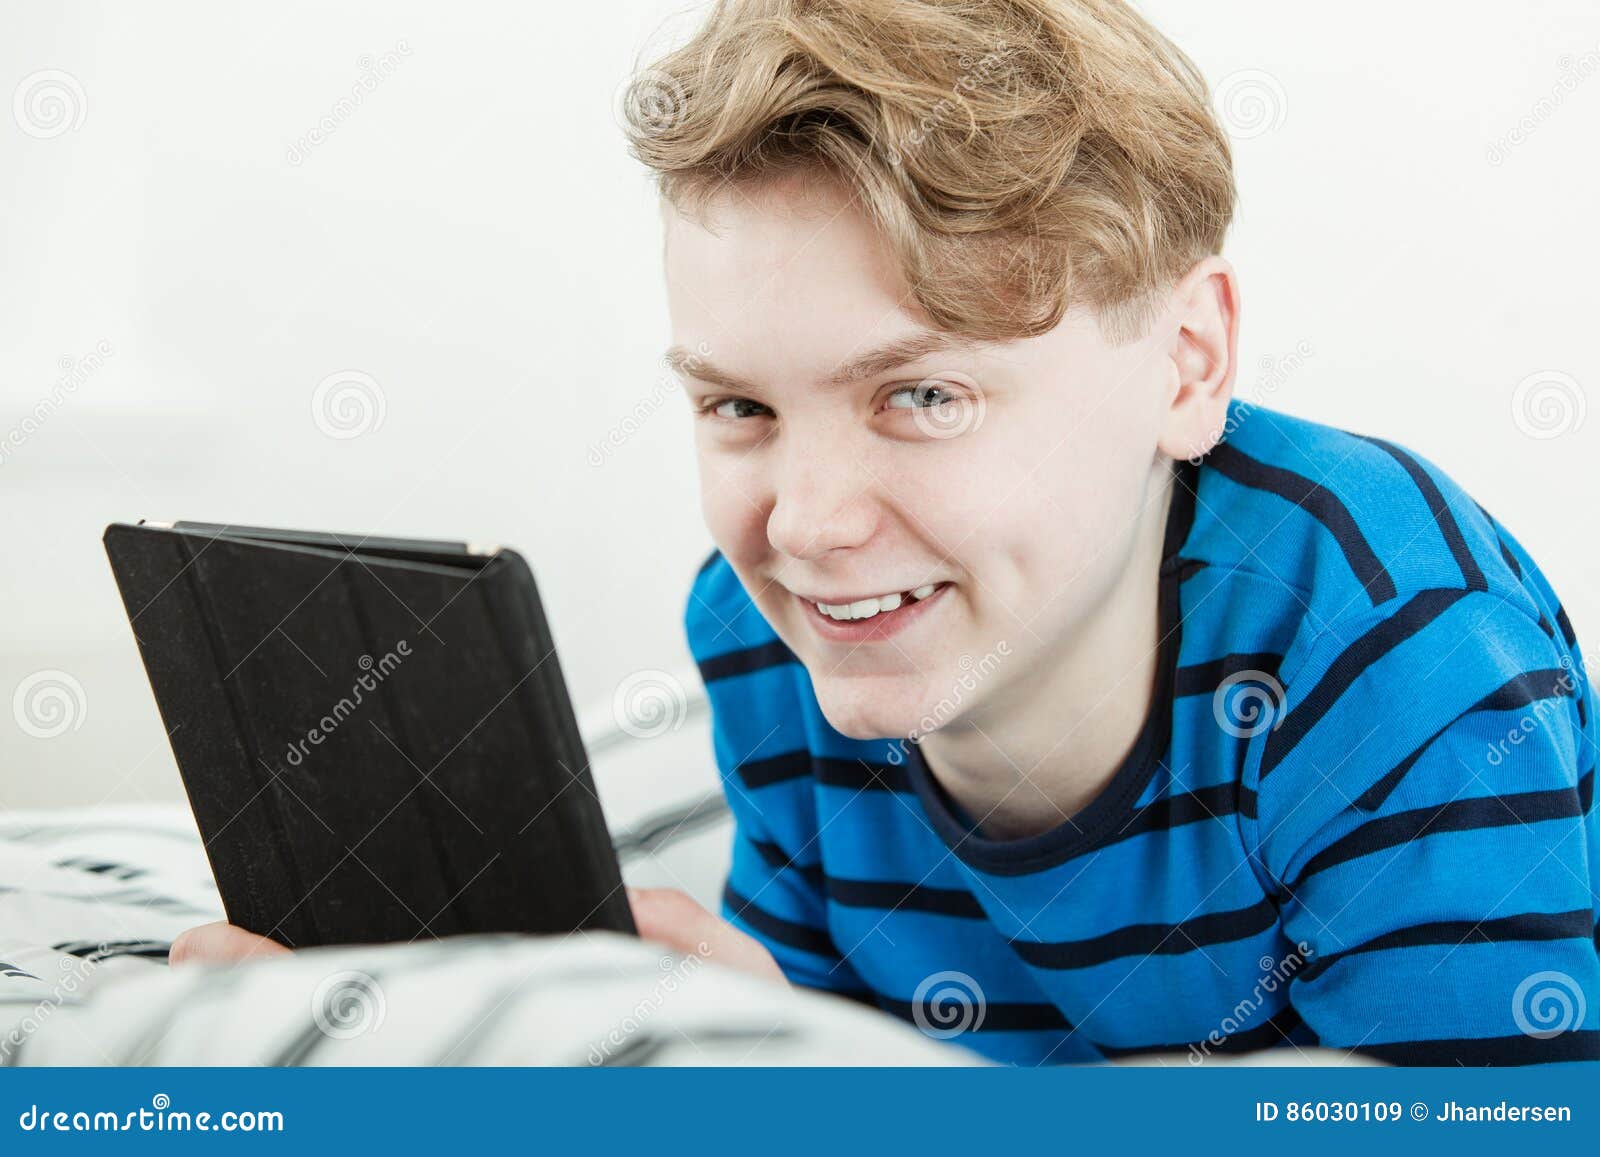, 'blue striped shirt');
685,402,1598,1065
